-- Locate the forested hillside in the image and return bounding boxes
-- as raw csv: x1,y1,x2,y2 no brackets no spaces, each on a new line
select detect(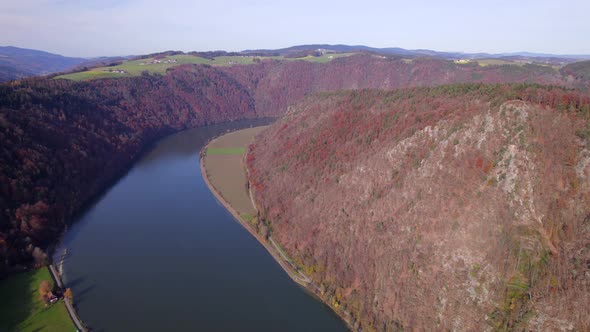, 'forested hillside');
222,55,573,116
0,54,587,279
562,60,590,81
0,65,256,274
247,84,590,331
